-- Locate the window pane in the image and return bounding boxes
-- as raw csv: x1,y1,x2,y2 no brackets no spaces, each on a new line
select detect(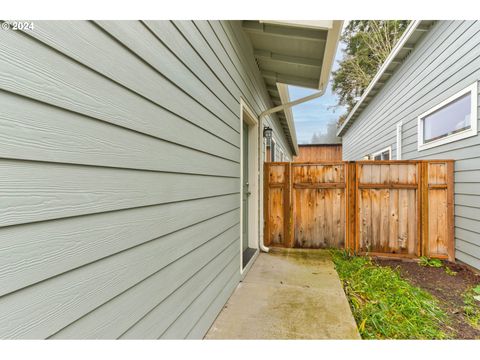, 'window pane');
381,150,390,160
423,93,471,143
